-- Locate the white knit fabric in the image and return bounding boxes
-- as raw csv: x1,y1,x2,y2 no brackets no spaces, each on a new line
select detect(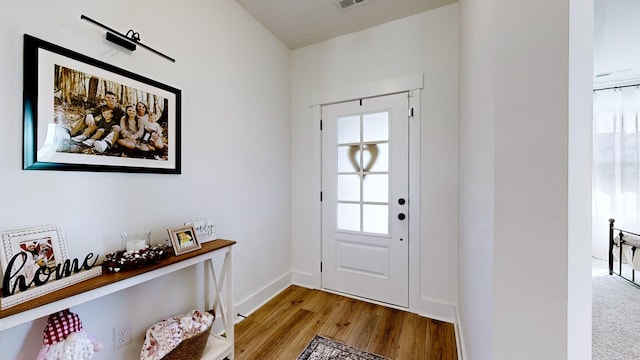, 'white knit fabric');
41,331,95,360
